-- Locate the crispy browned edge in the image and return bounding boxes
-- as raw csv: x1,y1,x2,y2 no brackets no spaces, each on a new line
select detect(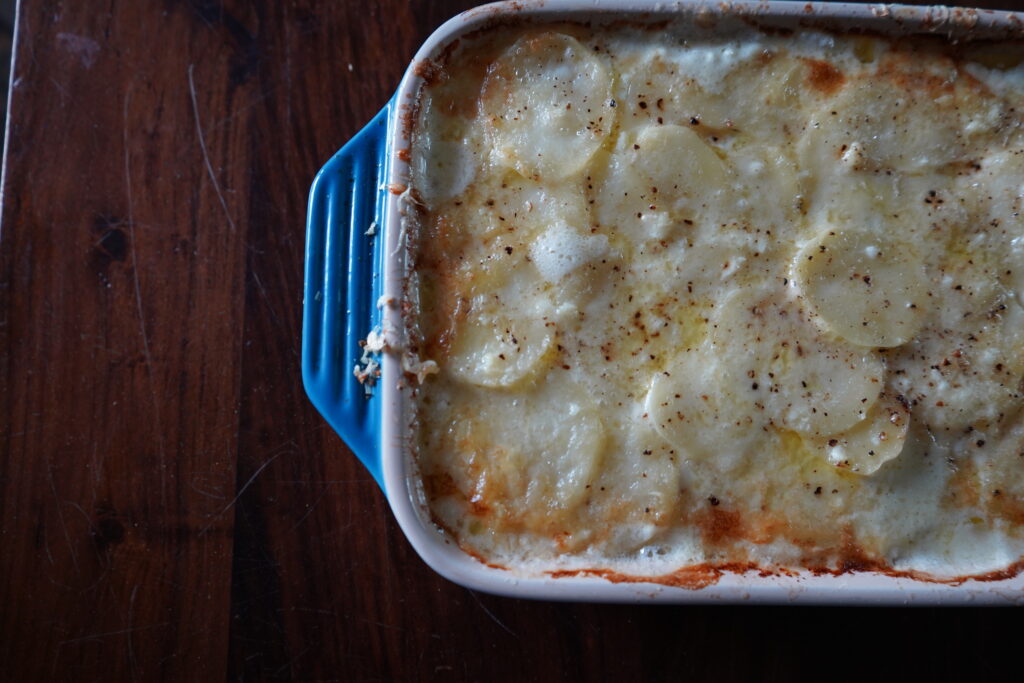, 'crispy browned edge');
394,3,1024,590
